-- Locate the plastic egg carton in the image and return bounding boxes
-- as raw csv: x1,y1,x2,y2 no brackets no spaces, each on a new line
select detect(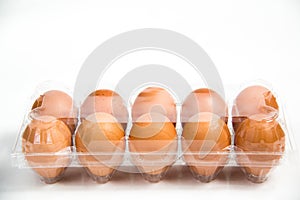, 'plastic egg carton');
11,80,295,184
